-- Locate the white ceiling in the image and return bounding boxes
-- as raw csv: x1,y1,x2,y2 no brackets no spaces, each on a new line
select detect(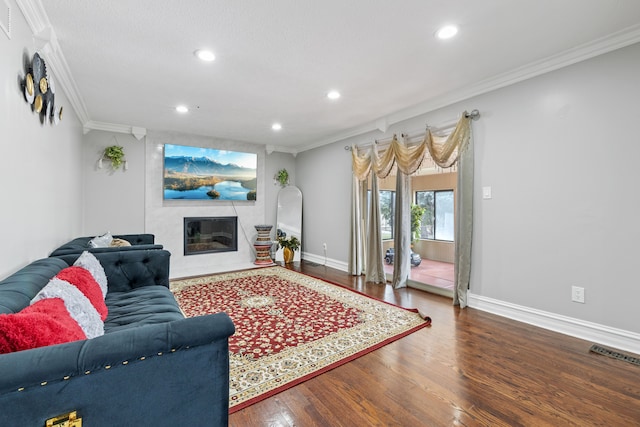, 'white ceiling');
33,0,640,152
